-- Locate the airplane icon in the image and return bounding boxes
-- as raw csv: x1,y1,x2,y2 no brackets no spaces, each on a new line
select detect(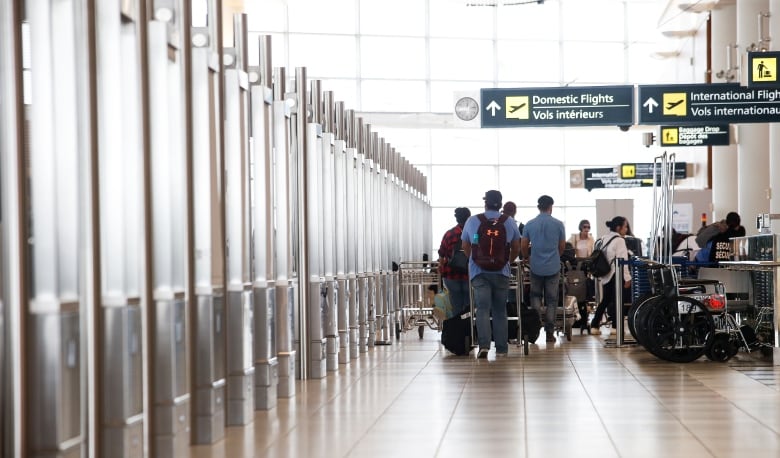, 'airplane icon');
666,99,684,110
509,103,526,113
